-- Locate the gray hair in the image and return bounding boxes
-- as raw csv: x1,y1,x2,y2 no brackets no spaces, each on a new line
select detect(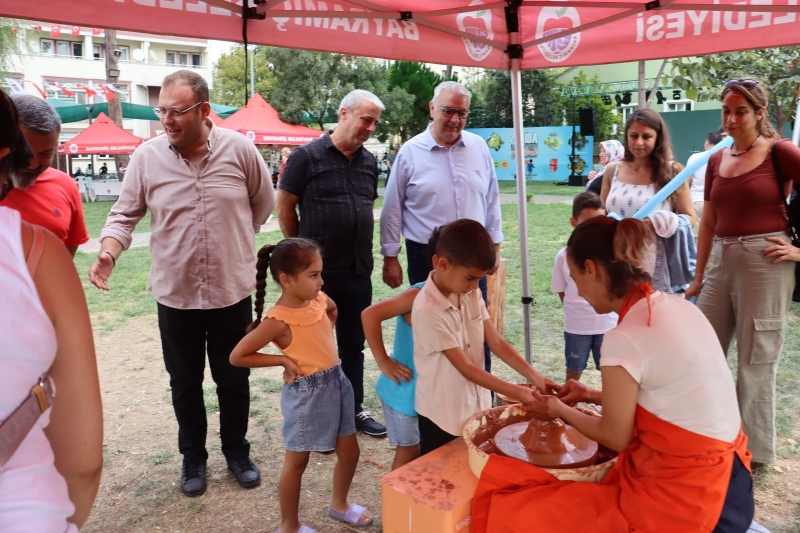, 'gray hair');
11,94,61,135
433,81,472,104
338,89,385,113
